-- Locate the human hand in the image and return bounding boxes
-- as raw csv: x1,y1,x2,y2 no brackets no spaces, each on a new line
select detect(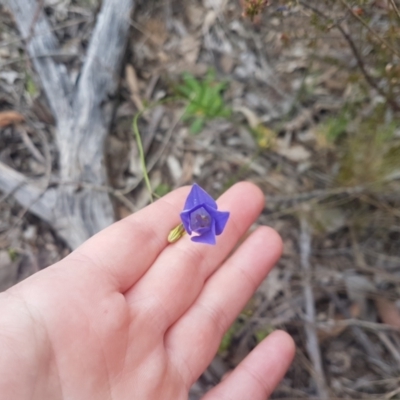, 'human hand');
0,182,294,400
